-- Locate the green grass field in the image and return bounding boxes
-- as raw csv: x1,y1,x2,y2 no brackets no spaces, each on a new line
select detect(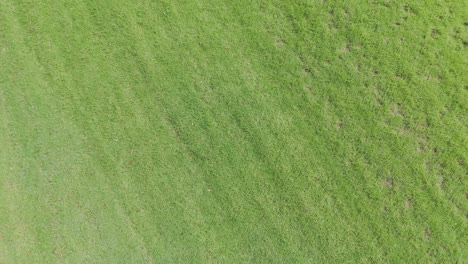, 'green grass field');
1,0,467,262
